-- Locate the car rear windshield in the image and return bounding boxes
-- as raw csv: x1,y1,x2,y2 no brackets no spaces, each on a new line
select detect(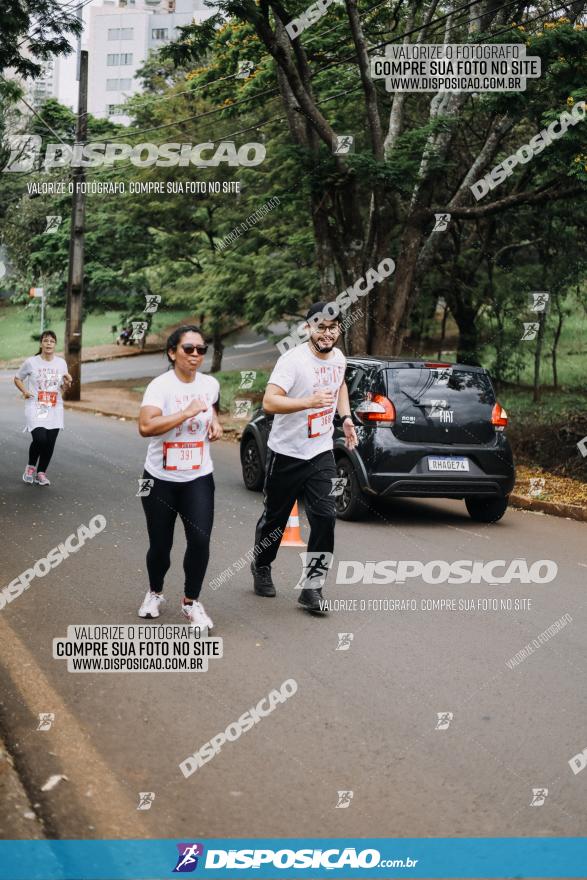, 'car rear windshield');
385,365,495,407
